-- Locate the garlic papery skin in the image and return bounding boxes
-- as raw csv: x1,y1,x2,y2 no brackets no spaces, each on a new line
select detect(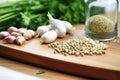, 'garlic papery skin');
11,32,22,37
3,35,16,44
15,36,26,45
8,26,18,33
40,30,57,44
17,28,27,35
23,31,32,40
36,25,51,37
0,31,10,39
27,29,36,37
47,12,66,38
62,21,76,34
